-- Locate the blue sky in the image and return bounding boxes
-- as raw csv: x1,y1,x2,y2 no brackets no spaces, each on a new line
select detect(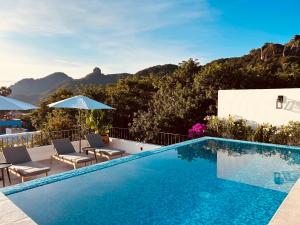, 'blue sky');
0,0,299,86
